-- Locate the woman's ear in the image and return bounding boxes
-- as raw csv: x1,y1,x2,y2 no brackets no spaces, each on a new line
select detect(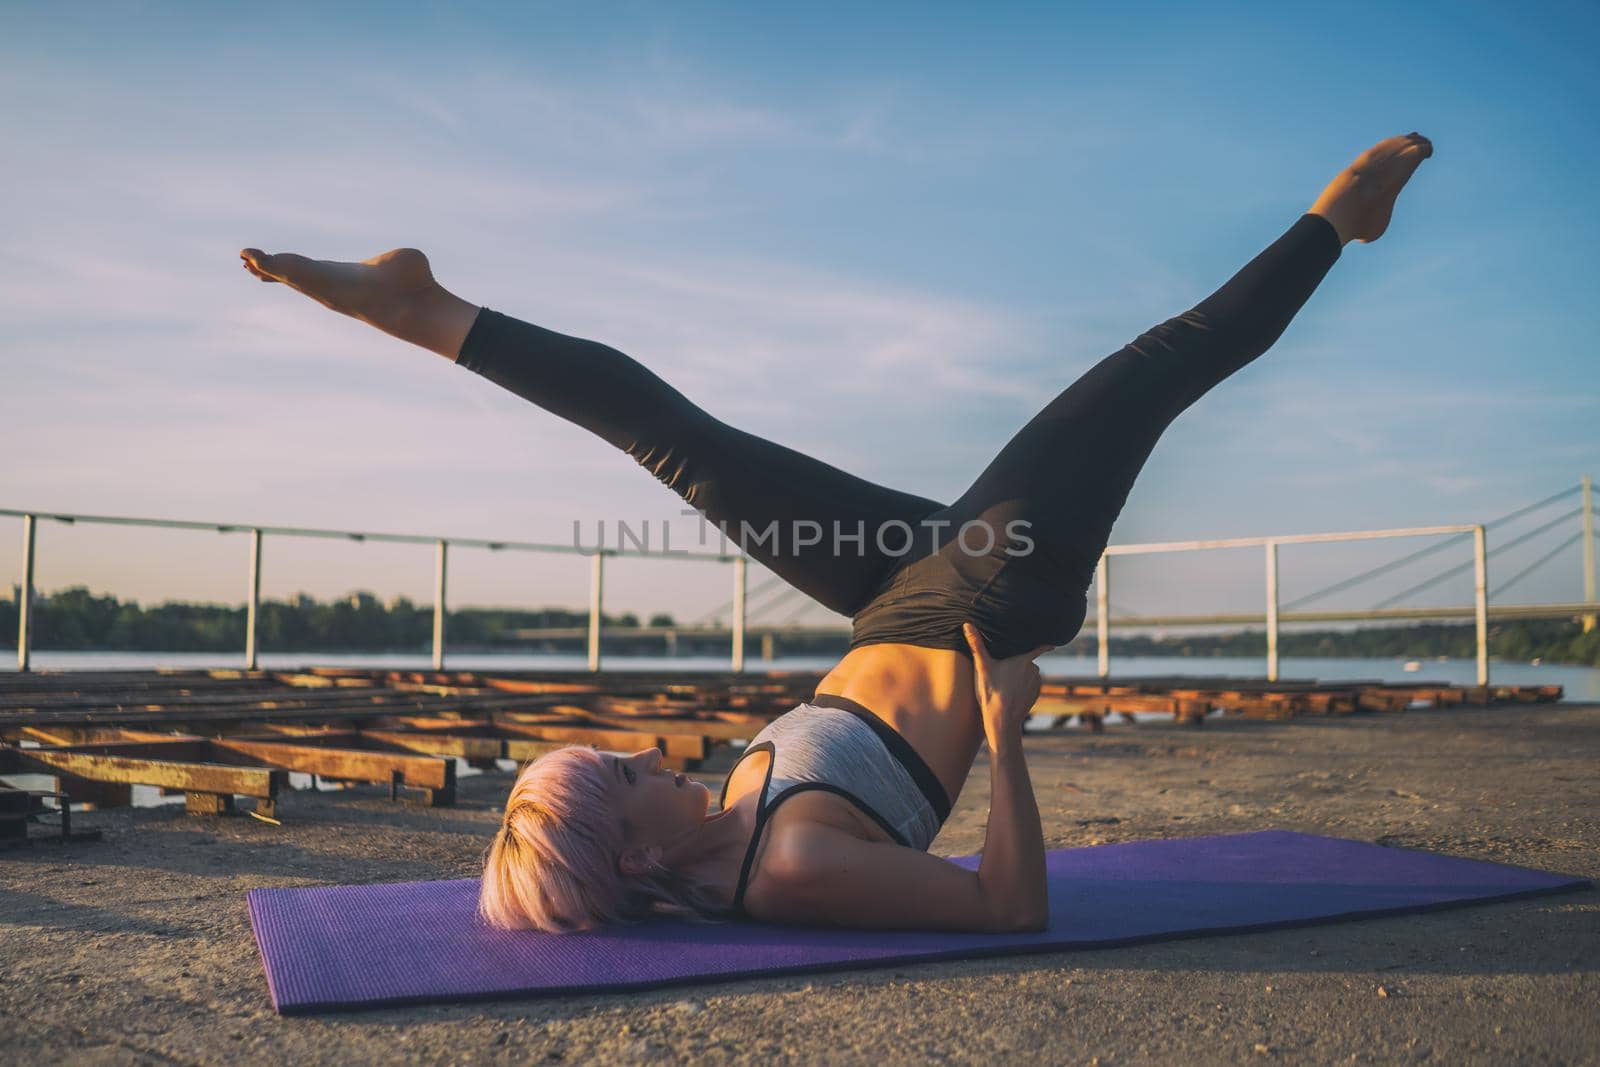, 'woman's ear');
617,844,662,878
